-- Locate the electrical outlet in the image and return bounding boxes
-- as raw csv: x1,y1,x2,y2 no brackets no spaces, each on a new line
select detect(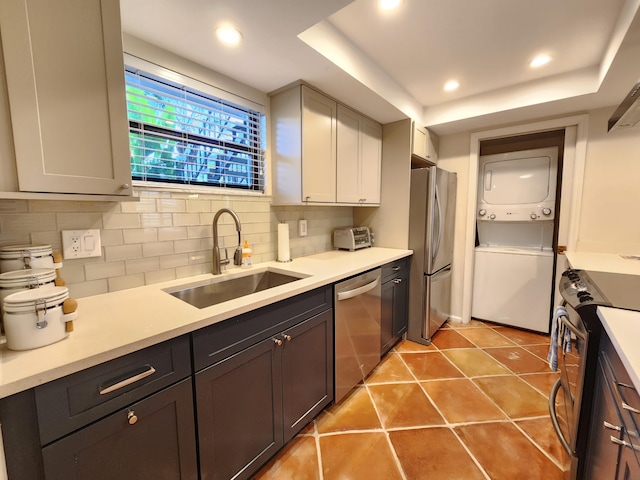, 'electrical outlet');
62,229,102,259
